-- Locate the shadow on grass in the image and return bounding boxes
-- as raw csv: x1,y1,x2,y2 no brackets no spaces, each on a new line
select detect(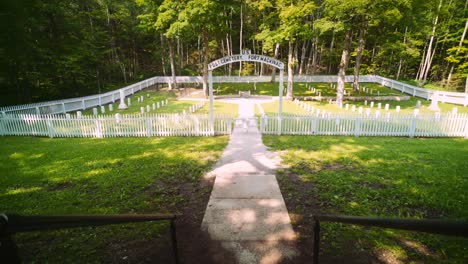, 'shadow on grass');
0,136,238,263
264,135,468,264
